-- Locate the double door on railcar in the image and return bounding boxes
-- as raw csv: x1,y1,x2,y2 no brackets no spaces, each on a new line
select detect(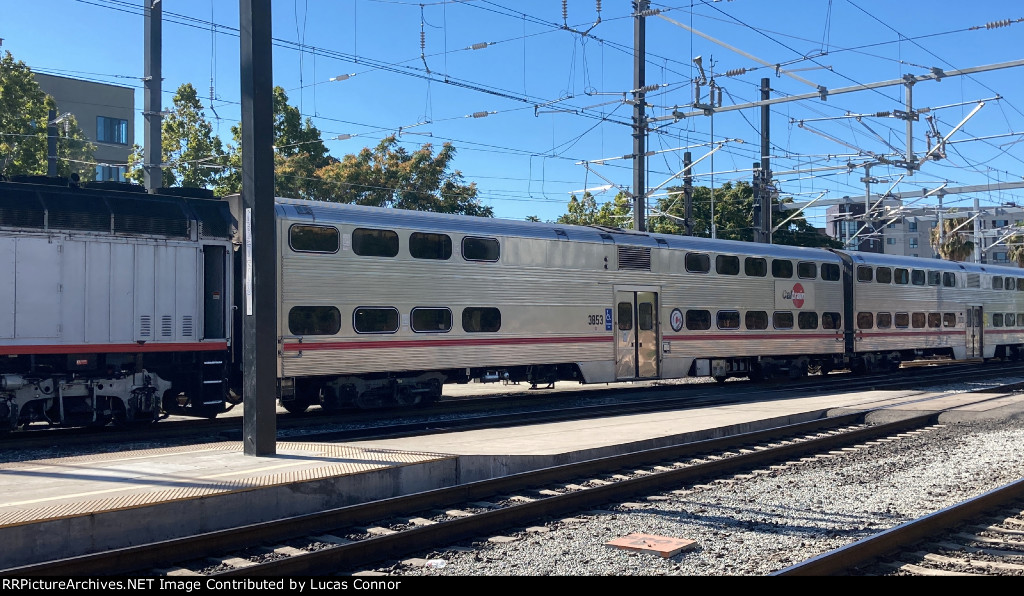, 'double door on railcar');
614,288,660,380
966,305,983,359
